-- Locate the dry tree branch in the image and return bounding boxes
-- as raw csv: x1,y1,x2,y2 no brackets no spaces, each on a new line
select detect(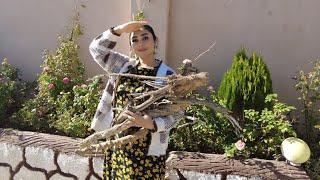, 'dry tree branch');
176,116,200,130
192,42,216,63
80,119,133,149
77,128,149,156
